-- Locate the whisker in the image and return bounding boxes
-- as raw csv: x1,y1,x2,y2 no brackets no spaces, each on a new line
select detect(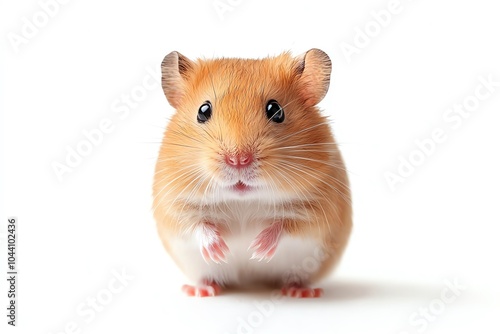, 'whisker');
152,167,203,215
275,120,334,143
278,161,351,206
274,163,334,235
272,154,353,175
